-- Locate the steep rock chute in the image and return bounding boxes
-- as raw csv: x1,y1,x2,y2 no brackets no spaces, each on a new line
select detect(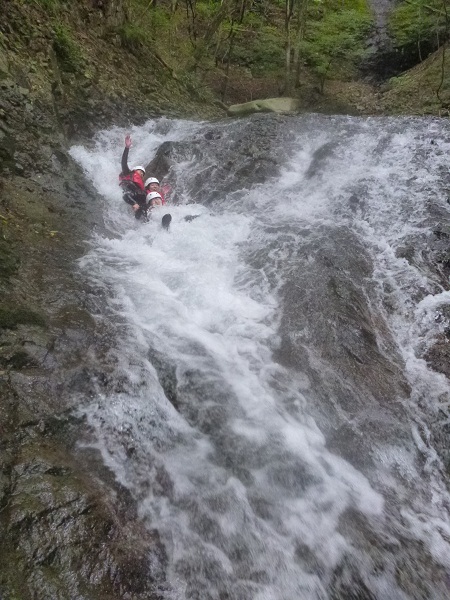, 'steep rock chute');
71,114,450,600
